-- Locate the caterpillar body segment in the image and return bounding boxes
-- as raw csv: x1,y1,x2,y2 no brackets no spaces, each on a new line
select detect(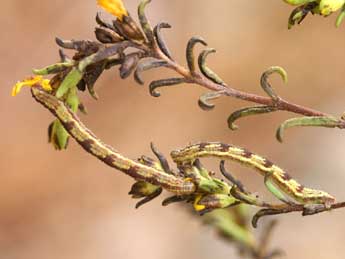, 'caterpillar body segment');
171,142,335,207
31,87,196,195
